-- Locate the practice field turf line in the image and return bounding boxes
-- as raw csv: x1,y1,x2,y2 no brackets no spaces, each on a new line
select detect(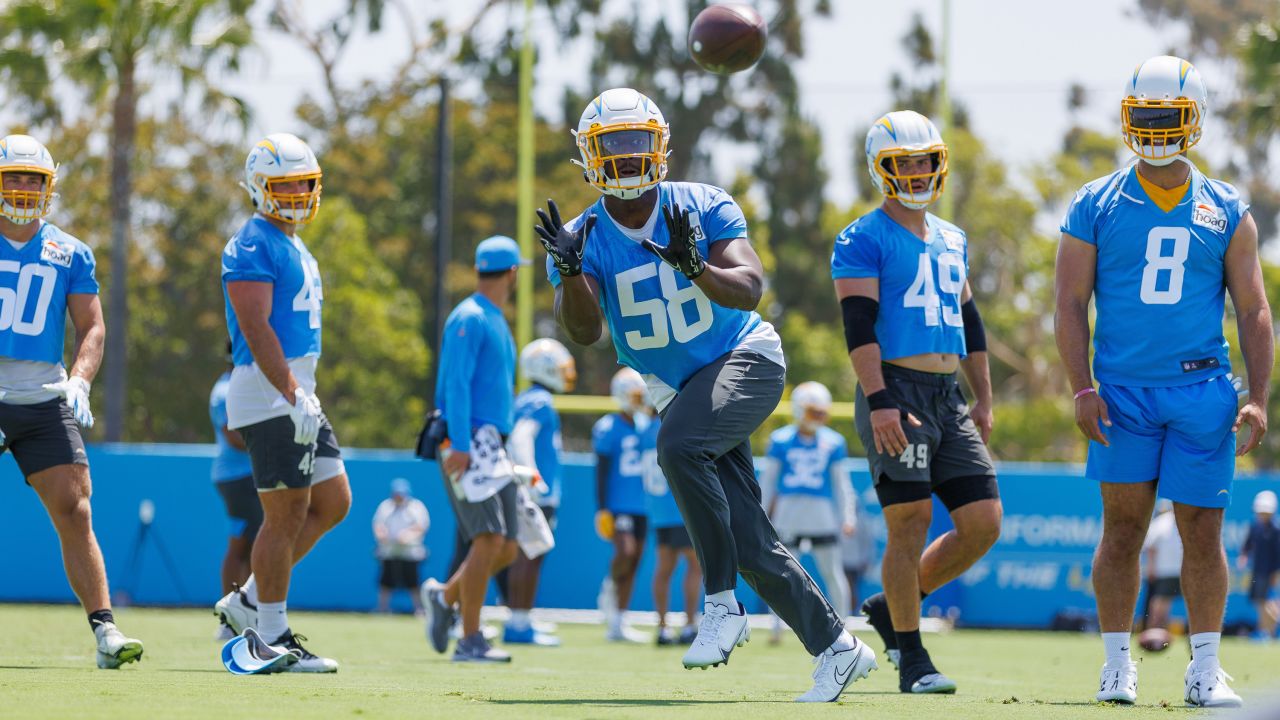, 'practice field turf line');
1,604,1276,719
